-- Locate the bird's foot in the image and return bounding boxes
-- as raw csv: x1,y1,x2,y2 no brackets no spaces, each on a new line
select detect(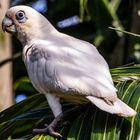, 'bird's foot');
33,113,64,138
33,124,62,138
